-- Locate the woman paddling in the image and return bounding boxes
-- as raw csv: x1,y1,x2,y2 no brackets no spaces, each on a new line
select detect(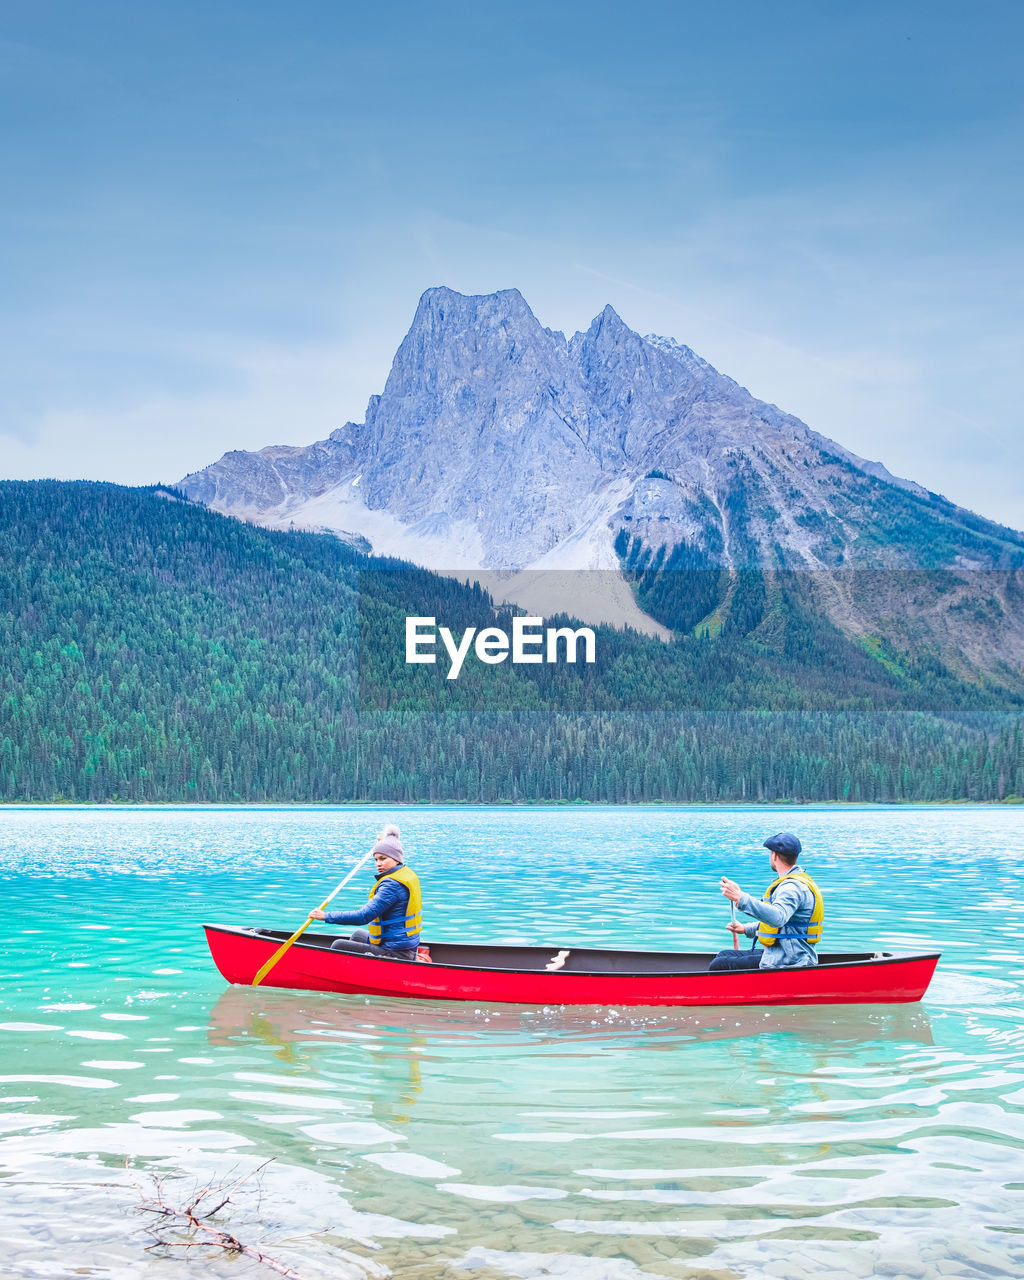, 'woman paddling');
308,824,423,961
